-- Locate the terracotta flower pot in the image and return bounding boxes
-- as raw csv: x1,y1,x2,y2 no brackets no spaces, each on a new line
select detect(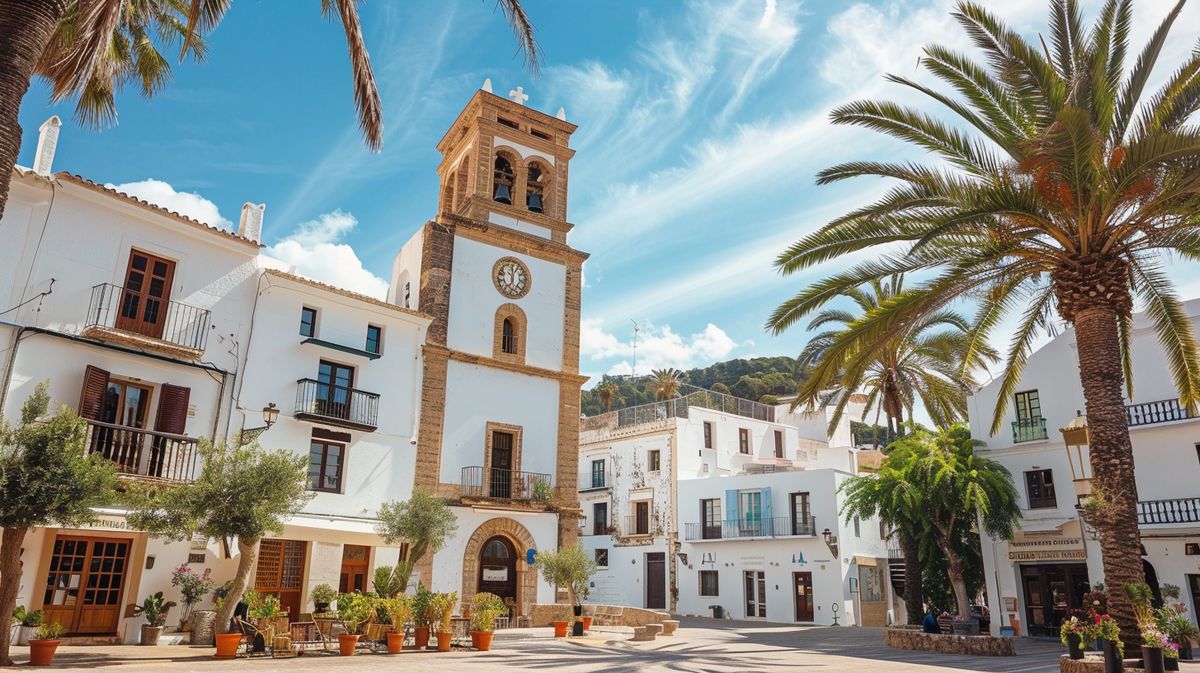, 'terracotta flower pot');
471,630,494,651
436,631,452,652
582,616,593,632
414,626,430,649
386,630,405,654
552,620,568,638
338,633,360,656
214,632,243,659
28,639,61,666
